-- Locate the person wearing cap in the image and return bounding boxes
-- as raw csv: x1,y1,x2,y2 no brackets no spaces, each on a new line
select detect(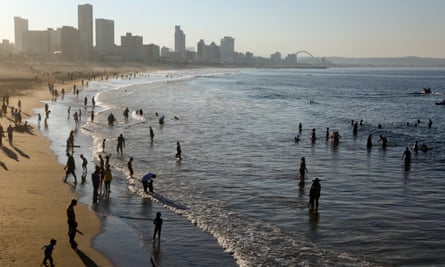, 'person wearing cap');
309,177,321,211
